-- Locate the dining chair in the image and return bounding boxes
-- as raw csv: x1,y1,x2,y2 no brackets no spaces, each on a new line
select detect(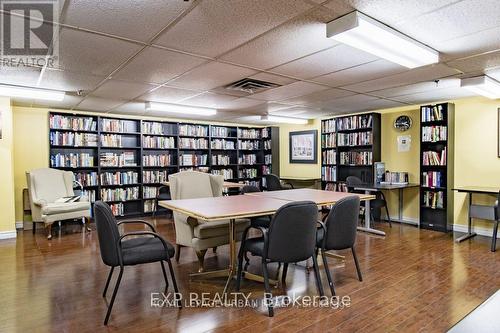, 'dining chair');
263,174,293,191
